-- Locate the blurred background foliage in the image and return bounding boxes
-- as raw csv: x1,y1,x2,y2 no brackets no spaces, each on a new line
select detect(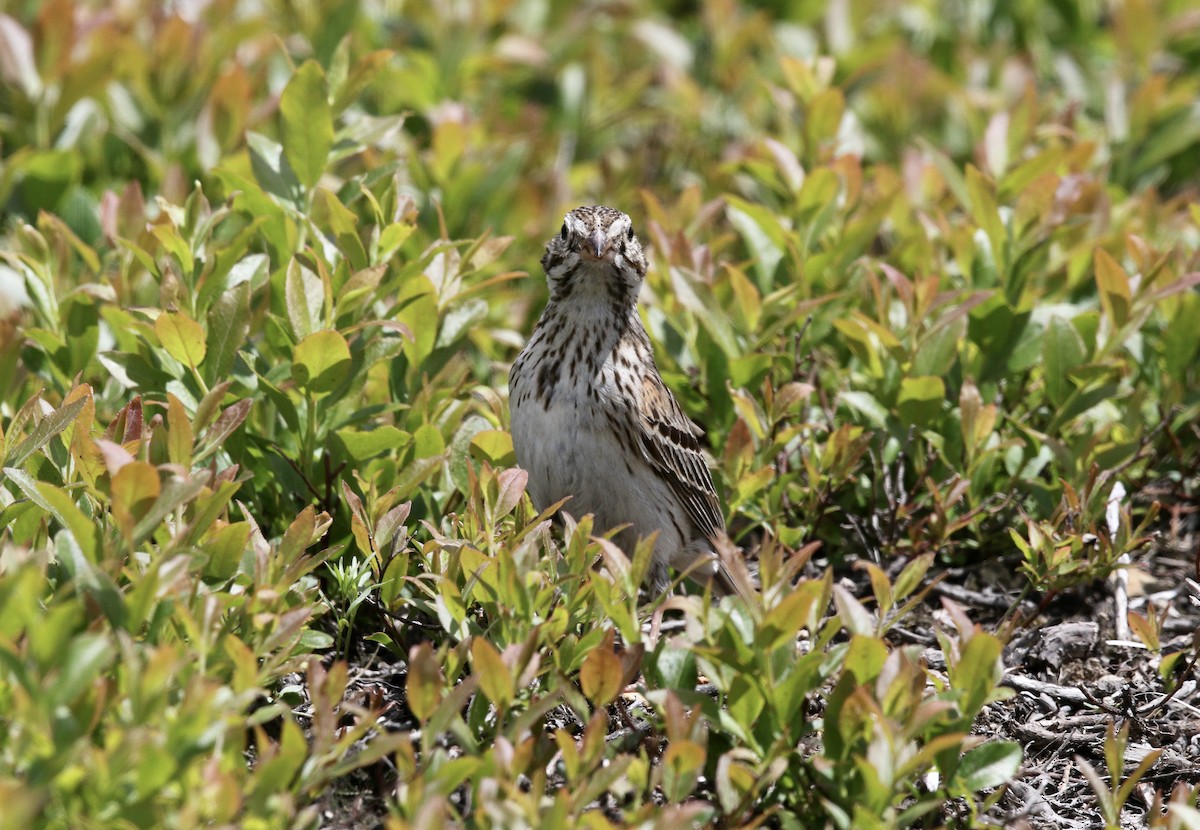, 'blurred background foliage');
1,0,1196,552
1,0,1198,826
